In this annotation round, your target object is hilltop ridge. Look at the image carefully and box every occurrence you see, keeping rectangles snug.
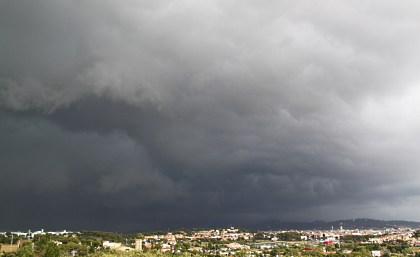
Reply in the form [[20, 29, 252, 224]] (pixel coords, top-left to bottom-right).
[[252, 218, 420, 230]]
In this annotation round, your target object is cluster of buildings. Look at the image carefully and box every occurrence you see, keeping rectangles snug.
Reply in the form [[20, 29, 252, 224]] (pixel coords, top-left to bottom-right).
[[0, 229, 75, 239], [192, 227, 254, 241], [144, 227, 254, 243], [299, 226, 417, 245], [140, 227, 254, 254], [137, 226, 420, 256], [102, 239, 143, 252], [2, 226, 420, 256]]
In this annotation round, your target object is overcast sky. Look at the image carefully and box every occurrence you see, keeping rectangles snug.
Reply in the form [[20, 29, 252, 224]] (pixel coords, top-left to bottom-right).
[[1, 0, 420, 231]]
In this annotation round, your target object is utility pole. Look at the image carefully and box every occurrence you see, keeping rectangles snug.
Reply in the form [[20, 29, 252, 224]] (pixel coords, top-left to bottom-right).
[[338, 235, 341, 249], [10, 234, 14, 252]]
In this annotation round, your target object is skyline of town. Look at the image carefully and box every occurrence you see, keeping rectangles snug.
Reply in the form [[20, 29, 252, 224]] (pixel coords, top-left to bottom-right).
[[2, 224, 420, 256]]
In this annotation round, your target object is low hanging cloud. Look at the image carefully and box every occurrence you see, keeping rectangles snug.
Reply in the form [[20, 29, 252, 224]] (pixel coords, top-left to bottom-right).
[[0, 112, 182, 205], [1, 0, 420, 230]]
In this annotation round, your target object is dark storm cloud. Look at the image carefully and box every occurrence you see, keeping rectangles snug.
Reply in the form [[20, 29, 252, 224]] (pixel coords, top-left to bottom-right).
[[0, 110, 186, 230], [2, 0, 420, 230]]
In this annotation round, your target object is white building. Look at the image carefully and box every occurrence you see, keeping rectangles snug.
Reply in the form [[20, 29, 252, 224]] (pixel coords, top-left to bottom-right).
[[371, 250, 381, 257]]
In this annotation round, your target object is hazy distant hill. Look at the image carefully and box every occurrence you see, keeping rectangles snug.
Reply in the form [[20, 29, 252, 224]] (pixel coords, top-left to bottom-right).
[[253, 218, 420, 230]]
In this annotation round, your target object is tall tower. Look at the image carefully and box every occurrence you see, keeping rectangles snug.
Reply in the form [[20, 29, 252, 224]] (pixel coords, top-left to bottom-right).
[[135, 239, 142, 251]]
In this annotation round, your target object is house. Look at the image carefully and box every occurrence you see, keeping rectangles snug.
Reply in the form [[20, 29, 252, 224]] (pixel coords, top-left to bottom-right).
[[161, 243, 172, 253], [371, 250, 381, 257], [102, 241, 133, 251], [103, 241, 122, 249]]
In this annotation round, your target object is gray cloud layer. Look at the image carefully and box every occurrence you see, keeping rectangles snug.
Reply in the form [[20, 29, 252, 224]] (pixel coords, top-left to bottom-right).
[[1, 0, 420, 230]]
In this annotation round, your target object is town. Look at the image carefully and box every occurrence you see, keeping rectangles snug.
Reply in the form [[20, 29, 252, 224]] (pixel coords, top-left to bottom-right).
[[1, 225, 420, 257]]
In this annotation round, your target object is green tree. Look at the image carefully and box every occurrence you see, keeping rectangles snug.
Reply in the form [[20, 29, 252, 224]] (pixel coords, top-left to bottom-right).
[[269, 248, 278, 256], [16, 245, 34, 257], [42, 242, 60, 257]]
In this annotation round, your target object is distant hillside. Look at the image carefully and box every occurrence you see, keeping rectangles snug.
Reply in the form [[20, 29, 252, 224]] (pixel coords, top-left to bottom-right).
[[252, 218, 420, 230]]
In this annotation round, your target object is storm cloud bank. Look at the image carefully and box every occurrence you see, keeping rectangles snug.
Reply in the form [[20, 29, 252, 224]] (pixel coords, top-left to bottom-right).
[[1, 0, 420, 231]]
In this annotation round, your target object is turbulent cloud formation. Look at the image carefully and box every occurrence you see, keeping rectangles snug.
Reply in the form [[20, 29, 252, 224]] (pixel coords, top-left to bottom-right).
[[1, 0, 420, 231]]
